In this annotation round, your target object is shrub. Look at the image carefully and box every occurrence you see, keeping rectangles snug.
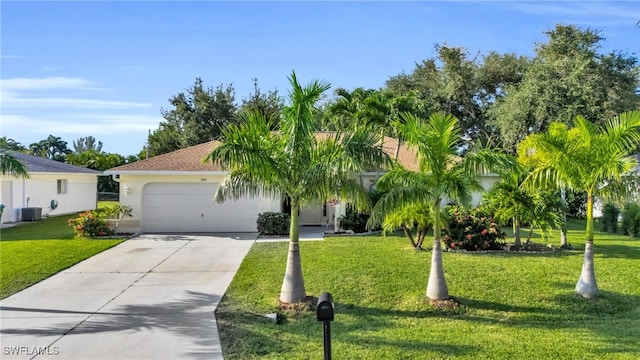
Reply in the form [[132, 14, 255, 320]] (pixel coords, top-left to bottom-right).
[[600, 203, 619, 233], [566, 190, 587, 218], [102, 204, 133, 234], [621, 203, 640, 237], [68, 210, 114, 238], [257, 212, 290, 235], [443, 206, 506, 251], [338, 206, 370, 233]]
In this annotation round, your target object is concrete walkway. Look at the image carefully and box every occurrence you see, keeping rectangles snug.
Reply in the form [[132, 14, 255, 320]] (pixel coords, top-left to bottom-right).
[[0, 233, 257, 360]]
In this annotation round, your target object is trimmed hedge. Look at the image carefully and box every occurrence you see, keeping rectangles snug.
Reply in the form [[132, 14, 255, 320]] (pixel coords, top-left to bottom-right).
[[257, 212, 290, 235]]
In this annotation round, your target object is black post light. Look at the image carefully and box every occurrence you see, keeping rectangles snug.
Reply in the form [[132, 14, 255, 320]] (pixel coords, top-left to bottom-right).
[[317, 292, 334, 360]]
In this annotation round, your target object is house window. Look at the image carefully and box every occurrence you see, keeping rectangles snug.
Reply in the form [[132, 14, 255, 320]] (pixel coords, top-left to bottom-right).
[[57, 179, 68, 194]]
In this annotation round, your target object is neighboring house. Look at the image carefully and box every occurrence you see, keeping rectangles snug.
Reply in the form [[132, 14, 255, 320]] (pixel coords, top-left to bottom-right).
[[0, 152, 101, 224], [105, 135, 499, 234]]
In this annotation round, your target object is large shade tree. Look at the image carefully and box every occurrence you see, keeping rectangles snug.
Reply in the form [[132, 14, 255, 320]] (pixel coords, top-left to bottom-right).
[[148, 78, 238, 156], [368, 112, 515, 300], [493, 25, 640, 148], [518, 111, 640, 299], [386, 44, 529, 147], [205, 72, 390, 303]]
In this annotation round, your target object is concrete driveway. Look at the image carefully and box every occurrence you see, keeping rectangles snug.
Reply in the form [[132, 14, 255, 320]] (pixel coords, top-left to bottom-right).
[[0, 233, 257, 360]]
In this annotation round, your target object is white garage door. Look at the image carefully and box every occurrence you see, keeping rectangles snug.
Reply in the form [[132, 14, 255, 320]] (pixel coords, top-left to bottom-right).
[[142, 183, 260, 232]]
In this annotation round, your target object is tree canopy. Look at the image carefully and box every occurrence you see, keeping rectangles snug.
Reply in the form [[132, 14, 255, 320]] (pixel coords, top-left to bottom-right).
[[492, 25, 640, 148]]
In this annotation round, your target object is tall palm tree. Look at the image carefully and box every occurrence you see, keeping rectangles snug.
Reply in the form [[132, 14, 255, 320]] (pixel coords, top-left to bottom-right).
[[205, 71, 390, 303], [518, 111, 640, 299], [368, 112, 515, 300]]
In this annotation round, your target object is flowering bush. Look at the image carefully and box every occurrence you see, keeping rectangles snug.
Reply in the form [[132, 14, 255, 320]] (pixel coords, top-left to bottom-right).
[[68, 210, 114, 238], [443, 206, 506, 251]]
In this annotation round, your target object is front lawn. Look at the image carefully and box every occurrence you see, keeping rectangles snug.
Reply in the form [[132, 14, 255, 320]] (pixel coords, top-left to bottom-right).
[[0, 214, 124, 299], [217, 219, 640, 359]]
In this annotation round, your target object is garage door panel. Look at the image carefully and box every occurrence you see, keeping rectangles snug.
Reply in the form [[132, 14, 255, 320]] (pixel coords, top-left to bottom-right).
[[142, 183, 260, 233]]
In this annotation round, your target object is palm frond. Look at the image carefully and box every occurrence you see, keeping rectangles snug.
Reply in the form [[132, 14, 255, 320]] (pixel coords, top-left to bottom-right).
[[0, 150, 29, 178], [214, 168, 283, 203]]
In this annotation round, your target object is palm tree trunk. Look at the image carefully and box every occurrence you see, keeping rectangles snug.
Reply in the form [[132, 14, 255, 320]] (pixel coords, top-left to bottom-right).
[[576, 194, 598, 299], [404, 225, 418, 249], [417, 227, 426, 250], [394, 137, 401, 160], [560, 189, 568, 247], [513, 216, 522, 248], [525, 225, 534, 247], [280, 202, 307, 303], [426, 200, 449, 300]]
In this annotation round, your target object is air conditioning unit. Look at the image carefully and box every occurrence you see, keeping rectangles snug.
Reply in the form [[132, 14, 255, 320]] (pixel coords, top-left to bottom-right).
[[22, 207, 43, 221]]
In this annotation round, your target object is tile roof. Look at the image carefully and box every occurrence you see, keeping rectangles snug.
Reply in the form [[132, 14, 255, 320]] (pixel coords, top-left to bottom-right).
[[107, 134, 419, 173], [4, 151, 101, 174]]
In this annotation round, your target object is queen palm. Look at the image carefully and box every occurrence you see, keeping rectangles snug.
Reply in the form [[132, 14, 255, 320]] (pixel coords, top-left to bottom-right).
[[518, 111, 640, 299], [368, 112, 515, 300], [205, 72, 389, 303]]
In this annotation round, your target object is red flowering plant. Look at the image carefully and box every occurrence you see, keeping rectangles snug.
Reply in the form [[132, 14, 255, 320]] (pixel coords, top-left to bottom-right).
[[68, 210, 115, 238], [443, 205, 505, 251]]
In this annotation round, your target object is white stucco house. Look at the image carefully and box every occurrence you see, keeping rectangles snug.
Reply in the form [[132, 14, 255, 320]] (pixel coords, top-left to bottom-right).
[[0, 152, 101, 224], [105, 135, 499, 234]]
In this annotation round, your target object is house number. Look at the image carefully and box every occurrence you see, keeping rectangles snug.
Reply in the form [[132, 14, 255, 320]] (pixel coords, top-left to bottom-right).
[[200, 178, 207, 182]]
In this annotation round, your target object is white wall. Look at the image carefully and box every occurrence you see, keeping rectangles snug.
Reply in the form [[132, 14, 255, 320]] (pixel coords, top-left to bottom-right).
[[0, 173, 97, 223]]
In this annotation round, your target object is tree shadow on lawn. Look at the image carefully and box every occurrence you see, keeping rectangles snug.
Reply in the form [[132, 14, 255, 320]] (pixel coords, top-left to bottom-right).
[[594, 243, 640, 260], [217, 302, 476, 359], [1, 291, 223, 359], [457, 289, 640, 355]]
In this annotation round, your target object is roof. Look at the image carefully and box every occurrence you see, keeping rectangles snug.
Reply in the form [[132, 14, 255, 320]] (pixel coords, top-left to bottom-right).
[[4, 151, 101, 175], [107, 133, 420, 173]]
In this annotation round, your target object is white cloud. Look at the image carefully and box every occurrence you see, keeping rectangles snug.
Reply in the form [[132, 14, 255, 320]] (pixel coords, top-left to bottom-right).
[[1, 76, 152, 110], [509, 1, 640, 24], [1, 76, 93, 91], [2, 96, 152, 109], [1, 113, 161, 136]]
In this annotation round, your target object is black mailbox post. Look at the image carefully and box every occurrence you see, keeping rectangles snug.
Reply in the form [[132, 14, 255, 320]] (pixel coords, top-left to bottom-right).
[[317, 292, 334, 360]]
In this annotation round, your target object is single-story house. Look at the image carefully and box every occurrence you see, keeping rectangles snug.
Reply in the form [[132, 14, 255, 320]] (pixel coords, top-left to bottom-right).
[[0, 152, 101, 223], [105, 135, 499, 234]]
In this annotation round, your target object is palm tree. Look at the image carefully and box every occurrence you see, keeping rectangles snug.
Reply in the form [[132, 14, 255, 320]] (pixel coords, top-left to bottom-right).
[[484, 169, 562, 248], [518, 111, 640, 299], [0, 150, 29, 177], [381, 201, 434, 251], [205, 71, 390, 303], [0, 150, 29, 221], [368, 112, 515, 300]]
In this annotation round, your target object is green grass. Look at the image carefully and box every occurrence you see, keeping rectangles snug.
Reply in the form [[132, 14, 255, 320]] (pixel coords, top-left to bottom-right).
[[0, 214, 124, 299], [217, 219, 640, 359], [98, 200, 119, 209]]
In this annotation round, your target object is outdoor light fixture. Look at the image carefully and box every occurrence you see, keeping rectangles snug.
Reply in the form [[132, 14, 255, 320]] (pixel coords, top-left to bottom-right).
[[123, 185, 131, 194]]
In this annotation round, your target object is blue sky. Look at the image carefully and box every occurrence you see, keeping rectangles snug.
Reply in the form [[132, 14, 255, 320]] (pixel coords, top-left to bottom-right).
[[1, 1, 639, 156]]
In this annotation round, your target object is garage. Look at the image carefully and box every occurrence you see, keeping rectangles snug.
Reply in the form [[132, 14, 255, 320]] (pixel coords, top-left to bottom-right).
[[141, 182, 261, 233]]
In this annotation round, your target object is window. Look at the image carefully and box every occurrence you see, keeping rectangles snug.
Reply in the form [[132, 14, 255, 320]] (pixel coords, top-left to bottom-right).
[[57, 179, 68, 194]]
